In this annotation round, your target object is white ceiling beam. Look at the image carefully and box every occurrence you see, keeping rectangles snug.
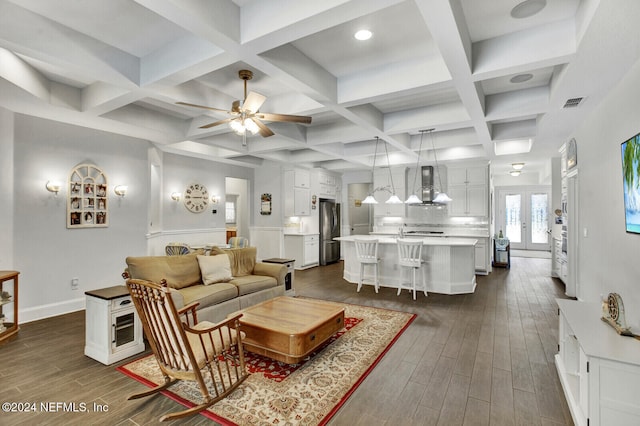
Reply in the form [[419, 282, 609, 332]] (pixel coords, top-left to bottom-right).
[[0, 1, 139, 87], [338, 56, 451, 105], [415, 0, 493, 157], [485, 86, 549, 122], [384, 101, 470, 134], [0, 47, 49, 101], [472, 20, 576, 81], [82, 82, 144, 115]]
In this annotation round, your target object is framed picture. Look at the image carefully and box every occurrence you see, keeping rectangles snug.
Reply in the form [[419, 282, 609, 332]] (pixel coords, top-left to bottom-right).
[[260, 193, 272, 215], [67, 164, 109, 228], [621, 133, 640, 234]]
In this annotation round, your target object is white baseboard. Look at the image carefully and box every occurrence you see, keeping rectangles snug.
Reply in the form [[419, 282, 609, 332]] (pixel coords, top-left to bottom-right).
[[20, 297, 85, 324]]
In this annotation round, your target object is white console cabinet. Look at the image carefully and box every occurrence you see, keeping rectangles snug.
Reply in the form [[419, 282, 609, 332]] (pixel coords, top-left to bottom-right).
[[85, 286, 145, 365], [556, 299, 640, 426]]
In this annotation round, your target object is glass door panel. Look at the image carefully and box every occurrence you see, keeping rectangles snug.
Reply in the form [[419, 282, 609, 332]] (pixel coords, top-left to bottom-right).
[[505, 194, 523, 245], [529, 192, 549, 246]]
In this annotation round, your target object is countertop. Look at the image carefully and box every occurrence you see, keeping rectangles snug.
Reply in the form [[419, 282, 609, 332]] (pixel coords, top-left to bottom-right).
[[335, 235, 477, 246], [370, 231, 490, 238]]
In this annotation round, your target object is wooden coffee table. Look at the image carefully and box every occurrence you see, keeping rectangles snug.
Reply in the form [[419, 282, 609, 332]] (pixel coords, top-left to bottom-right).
[[234, 297, 345, 364]]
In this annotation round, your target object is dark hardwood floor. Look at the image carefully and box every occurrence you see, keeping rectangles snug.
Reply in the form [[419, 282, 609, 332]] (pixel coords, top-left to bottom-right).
[[0, 256, 573, 425]]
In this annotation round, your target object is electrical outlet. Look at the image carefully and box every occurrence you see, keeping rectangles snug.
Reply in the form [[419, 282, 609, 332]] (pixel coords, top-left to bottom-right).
[[71, 277, 79, 290]]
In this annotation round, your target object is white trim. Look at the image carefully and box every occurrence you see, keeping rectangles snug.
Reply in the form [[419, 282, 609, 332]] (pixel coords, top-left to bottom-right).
[[20, 297, 85, 324]]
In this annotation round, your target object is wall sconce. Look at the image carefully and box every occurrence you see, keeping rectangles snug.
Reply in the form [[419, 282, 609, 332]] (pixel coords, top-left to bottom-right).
[[171, 192, 181, 202], [114, 185, 128, 197], [211, 195, 220, 204], [46, 180, 62, 195]]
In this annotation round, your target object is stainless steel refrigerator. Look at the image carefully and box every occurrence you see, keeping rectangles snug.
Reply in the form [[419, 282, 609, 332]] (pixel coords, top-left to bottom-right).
[[319, 199, 340, 265]]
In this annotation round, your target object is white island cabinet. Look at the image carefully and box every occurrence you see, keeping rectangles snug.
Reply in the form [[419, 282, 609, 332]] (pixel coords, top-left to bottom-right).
[[556, 299, 640, 426], [335, 235, 477, 295]]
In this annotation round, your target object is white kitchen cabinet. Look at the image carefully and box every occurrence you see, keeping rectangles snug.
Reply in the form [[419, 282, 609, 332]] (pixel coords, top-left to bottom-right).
[[316, 172, 340, 198], [552, 237, 562, 277], [474, 238, 488, 273], [284, 234, 319, 270], [284, 170, 311, 216], [447, 166, 488, 217], [556, 300, 640, 426], [373, 168, 406, 217]]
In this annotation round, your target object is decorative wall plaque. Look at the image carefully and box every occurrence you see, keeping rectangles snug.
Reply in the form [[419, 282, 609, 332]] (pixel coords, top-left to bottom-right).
[[68, 164, 108, 228]]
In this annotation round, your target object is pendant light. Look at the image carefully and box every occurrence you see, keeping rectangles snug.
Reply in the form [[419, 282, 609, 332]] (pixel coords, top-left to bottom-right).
[[405, 129, 428, 204], [430, 130, 452, 204], [383, 137, 403, 204], [361, 137, 380, 204]]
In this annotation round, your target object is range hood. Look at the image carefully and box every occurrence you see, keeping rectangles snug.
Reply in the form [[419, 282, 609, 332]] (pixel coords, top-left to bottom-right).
[[420, 166, 435, 204]]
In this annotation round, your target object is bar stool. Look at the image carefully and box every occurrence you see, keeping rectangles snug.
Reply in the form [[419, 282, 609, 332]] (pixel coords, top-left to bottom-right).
[[397, 238, 427, 300], [354, 239, 380, 293]]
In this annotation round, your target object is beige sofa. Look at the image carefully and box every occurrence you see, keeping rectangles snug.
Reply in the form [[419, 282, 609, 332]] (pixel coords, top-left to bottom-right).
[[125, 247, 286, 323]]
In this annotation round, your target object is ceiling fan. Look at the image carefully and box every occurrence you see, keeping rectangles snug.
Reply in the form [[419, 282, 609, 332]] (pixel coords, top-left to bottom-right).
[[177, 69, 312, 146]]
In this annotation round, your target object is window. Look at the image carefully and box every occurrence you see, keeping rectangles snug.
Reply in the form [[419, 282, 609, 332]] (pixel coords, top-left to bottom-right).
[[225, 195, 238, 224]]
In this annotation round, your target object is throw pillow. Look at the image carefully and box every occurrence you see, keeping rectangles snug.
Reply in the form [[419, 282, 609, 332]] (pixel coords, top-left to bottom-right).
[[197, 254, 232, 285]]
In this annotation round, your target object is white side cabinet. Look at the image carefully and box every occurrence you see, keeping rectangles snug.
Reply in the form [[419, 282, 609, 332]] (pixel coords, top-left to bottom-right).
[[556, 299, 640, 426], [85, 286, 145, 365], [284, 234, 319, 270]]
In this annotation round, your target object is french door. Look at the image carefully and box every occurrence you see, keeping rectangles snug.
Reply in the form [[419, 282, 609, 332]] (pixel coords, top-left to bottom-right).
[[498, 188, 551, 251]]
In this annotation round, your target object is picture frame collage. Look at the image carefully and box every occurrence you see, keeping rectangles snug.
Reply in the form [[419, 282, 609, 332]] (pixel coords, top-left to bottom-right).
[[68, 164, 109, 228]]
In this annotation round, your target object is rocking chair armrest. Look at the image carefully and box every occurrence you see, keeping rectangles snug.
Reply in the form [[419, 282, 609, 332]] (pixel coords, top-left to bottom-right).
[[177, 302, 200, 326], [183, 313, 244, 335]]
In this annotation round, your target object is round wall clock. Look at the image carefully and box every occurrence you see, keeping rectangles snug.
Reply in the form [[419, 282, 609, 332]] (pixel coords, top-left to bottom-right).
[[183, 183, 209, 213]]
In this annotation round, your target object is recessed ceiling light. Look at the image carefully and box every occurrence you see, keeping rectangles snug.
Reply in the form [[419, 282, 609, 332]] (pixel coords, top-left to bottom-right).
[[510, 73, 533, 84], [510, 170, 522, 177], [354, 29, 372, 41], [510, 0, 546, 19], [512, 162, 525, 170]]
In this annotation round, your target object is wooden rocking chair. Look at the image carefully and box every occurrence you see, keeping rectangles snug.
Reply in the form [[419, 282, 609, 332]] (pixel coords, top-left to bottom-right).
[[125, 278, 249, 422]]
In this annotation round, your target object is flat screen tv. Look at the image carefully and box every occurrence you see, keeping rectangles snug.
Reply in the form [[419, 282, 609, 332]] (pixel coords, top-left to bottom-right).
[[621, 132, 640, 233]]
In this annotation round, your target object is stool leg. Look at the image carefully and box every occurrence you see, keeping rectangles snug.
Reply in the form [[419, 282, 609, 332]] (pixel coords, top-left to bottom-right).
[[411, 267, 417, 300], [357, 263, 364, 292], [422, 263, 428, 297], [397, 266, 402, 296], [374, 263, 379, 293]]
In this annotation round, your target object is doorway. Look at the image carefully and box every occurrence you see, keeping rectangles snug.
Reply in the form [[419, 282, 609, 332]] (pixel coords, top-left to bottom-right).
[[225, 177, 249, 242], [498, 187, 551, 251]]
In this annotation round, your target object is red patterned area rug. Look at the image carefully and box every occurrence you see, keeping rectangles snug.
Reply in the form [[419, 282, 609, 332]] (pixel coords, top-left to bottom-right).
[[117, 300, 415, 425]]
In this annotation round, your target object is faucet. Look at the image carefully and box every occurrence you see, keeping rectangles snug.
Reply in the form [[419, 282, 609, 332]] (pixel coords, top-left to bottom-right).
[[399, 225, 405, 238]]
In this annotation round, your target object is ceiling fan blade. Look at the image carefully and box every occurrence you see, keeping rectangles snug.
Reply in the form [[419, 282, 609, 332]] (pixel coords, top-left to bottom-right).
[[256, 112, 312, 124], [242, 91, 266, 113], [252, 118, 275, 138], [176, 101, 229, 114], [199, 117, 233, 129]]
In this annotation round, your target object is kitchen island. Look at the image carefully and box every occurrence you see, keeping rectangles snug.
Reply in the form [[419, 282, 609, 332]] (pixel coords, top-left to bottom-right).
[[335, 235, 477, 295]]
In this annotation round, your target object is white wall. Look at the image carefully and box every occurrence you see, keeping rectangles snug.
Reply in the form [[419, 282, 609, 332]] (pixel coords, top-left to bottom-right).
[[12, 115, 258, 321], [0, 108, 14, 270], [14, 115, 149, 321], [571, 58, 640, 329]]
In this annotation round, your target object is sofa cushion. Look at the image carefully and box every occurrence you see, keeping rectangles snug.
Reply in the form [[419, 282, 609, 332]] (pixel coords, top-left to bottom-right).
[[177, 283, 238, 308], [224, 247, 256, 277], [230, 275, 278, 296], [126, 254, 201, 289], [197, 254, 232, 285]]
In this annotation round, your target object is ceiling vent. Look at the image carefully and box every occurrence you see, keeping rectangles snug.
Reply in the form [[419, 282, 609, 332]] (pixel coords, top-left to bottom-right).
[[563, 97, 585, 108]]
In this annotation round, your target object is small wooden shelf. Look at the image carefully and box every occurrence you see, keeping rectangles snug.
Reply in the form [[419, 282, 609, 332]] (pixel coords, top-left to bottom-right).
[[0, 270, 20, 343]]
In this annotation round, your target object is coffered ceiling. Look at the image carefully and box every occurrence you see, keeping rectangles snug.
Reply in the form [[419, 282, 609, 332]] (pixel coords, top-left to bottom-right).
[[2, 0, 640, 181]]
